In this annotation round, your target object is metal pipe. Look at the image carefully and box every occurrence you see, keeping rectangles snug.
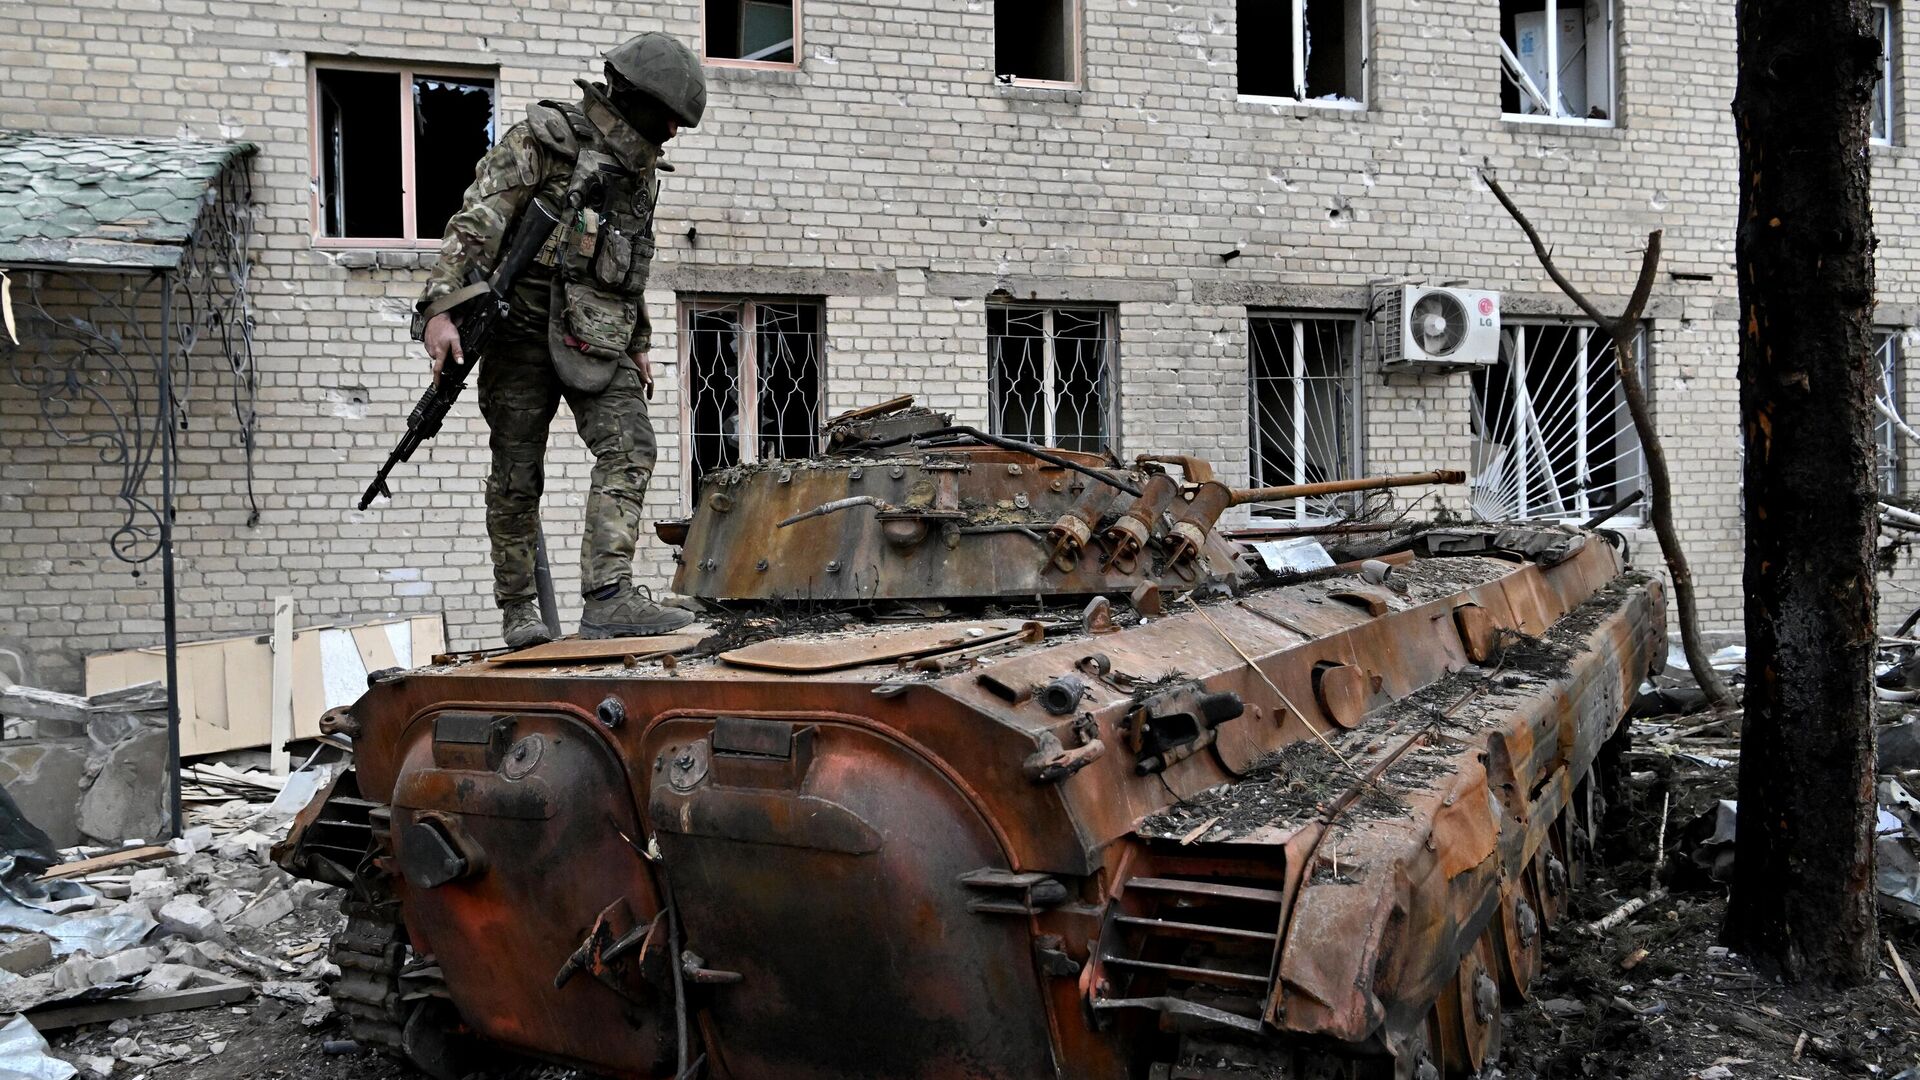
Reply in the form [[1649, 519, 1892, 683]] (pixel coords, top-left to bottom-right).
[[669, 886, 690, 1075], [777, 495, 896, 528], [1583, 489, 1646, 530], [1224, 522, 1404, 539], [1230, 469, 1466, 507], [158, 272, 183, 840]]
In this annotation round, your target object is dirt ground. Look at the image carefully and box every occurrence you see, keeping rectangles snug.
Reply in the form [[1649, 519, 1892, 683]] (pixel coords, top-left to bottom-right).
[[1498, 719, 1920, 1080]]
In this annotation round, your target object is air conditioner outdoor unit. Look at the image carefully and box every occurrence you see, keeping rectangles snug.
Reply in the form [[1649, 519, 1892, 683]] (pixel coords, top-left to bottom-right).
[[1377, 285, 1502, 371]]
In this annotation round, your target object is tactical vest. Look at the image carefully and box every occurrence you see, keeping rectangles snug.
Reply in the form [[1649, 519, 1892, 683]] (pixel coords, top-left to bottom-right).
[[524, 81, 662, 392]]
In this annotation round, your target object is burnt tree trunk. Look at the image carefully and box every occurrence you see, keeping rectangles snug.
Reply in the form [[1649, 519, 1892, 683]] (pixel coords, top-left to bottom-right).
[[1726, 0, 1881, 983]]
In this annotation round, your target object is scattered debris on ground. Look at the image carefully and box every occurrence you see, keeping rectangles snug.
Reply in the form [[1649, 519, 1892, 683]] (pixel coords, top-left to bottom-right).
[[0, 747, 597, 1080], [1500, 647, 1920, 1080]]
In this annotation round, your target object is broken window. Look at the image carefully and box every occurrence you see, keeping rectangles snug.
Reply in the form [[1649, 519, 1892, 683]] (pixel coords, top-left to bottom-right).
[[996, 0, 1079, 84], [1874, 1, 1897, 145], [1237, 0, 1367, 105], [1469, 321, 1646, 522], [682, 298, 825, 501], [1247, 314, 1362, 521], [1499, 0, 1615, 122], [1877, 330, 1906, 493], [705, 0, 799, 65], [313, 63, 496, 242], [989, 306, 1115, 453]]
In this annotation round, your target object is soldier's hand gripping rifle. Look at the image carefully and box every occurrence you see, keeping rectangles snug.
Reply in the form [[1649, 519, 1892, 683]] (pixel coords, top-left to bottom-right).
[[358, 198, 563, 510]]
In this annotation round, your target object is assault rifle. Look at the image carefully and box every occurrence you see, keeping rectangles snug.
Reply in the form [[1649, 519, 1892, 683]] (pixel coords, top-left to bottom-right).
[[358, 195, 566, 511]]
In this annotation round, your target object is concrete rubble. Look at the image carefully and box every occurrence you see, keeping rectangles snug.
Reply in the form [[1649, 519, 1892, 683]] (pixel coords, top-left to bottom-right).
[[0, 758, 357, 1078], [0, 682, 170, 848]]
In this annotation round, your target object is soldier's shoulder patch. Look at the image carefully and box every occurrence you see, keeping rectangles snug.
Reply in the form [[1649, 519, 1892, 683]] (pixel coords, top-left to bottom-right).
[[475, 123, 543, 196], [526, 102, 582, 161]]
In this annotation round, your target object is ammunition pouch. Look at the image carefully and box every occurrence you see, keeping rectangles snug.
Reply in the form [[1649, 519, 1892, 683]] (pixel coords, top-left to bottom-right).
[[549, 278, 632, 393]]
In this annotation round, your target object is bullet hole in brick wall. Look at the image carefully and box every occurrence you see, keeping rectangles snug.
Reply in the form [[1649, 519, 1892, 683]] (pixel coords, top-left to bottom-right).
[[1238, 0, 1365, 102], [327, 386, 370, 421], [315, 67, 495, 240], [996, 0, 1075, 83], [706, 0, 797, 63]]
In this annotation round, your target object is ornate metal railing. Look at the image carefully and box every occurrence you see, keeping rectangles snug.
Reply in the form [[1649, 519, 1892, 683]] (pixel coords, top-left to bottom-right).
[[1, 157, 259, 569]]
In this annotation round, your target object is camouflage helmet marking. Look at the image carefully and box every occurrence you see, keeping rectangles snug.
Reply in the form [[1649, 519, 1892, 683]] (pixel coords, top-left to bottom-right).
[[605, 32, 707, 129]]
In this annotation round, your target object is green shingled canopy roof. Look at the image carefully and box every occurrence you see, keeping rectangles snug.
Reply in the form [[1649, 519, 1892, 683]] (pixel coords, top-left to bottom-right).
[[0, 131, 255, 271]]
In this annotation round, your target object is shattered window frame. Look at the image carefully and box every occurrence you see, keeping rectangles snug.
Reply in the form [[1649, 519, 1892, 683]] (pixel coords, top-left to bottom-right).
[[307, 59, 500, 248], [1468, 319, 1648, 524], [1236, 0, 1370, 110], [1874, 1, 1898, 146], [1246, 312, 1365, 522], [1877, 329, 1907, 494], [1498, 0, 1617, 127], [703, 0, 803, 70], [988, 304, 1118, 454], [678, 296, 828, 508], [994, 0, 1085, 88]]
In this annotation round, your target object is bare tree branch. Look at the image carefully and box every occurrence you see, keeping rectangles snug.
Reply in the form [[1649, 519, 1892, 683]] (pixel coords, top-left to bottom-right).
[[1480, 169, 1617, 330], [1479, 169, 1736, 709]]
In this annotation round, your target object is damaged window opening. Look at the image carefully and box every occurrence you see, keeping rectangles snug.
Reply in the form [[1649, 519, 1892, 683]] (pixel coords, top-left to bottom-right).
[[1498, 0, 1615, 123], [705, 0, 799, 65], [989, 306, 1116, 454], [682, 298, 825, 503], [1248, 314, 1362, 521], [996, 0, 1079, 85], [1237, 0, 1367, 106], [1877, 330, 1906, 493], [314, 63, 496, 242], [1874, 1, 1897, 145], [1469, 321, 1647, 522]]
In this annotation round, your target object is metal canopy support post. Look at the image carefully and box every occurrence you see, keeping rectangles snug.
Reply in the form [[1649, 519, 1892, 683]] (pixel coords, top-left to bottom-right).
[[0, 135, 257, 844], [157, 271, 183, 840]]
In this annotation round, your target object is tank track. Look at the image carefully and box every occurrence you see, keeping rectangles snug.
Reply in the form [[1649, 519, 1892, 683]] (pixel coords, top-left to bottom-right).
[[329, 901, 412, 1057]]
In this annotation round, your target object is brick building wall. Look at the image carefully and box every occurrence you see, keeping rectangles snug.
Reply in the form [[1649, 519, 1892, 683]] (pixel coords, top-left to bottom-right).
[[2, 0, 1917, 690]]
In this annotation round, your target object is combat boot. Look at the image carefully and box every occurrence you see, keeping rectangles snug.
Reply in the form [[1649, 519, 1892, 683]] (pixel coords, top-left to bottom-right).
[[580, 584, 695, 639], [501, 600, 557, 650]]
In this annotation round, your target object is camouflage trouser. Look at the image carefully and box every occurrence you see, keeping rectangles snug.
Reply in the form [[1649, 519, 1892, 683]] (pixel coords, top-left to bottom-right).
[[478, 332, 657, 607]]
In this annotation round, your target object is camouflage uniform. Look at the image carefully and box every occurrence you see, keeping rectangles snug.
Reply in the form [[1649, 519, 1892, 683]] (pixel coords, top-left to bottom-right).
[[418, 87, 662, 610]]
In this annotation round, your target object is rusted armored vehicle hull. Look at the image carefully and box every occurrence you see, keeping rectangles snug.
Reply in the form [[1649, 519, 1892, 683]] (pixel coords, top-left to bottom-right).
[[284, 410, 1663, 1079]]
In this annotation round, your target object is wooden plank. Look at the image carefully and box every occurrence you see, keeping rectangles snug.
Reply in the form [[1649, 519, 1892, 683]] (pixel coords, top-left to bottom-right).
[[1890, 940, 1920, 1015], [25, 978, 252, 1031], [84, 650, 167, 706], [38, 845, 174, 881], [489, 630, 708, 667], [350, 623, 400, 675], [270, 596, 294, 776], [411, 615, 446, 663], [210, 637, 272, 758], [291, 626, 325, 740]]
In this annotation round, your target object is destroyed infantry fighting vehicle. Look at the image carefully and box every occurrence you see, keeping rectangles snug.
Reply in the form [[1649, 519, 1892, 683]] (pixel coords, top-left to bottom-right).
[[278, 398, 1665, 1080]]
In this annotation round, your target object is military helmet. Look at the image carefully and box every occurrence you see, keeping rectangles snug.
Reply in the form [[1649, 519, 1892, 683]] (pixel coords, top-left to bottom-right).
[[605, 32, 707, 129]]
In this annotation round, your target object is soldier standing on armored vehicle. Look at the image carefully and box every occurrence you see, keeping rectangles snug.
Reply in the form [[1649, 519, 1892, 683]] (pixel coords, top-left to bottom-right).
[[413, 32, 705, 648]]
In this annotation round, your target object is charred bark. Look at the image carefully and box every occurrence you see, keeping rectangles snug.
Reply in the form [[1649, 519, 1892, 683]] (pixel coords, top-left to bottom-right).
[[1726, 0, 1881, 984]]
